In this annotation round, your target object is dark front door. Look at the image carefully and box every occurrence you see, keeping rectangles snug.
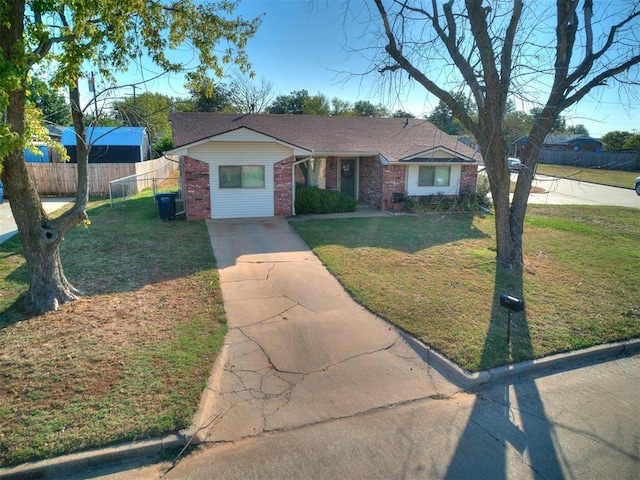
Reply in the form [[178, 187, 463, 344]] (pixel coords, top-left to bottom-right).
[[339, 158, 356, 199]]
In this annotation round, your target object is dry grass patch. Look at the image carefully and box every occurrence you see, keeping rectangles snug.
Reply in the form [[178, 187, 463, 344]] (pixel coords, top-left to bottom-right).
[[0, 192, 225, 467]]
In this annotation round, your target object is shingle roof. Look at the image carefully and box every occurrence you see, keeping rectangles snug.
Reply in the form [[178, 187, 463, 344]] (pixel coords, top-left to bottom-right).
[[169, 112, 482, 163]]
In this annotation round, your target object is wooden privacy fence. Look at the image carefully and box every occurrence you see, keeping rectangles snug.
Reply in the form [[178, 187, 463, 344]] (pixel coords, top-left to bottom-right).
[[26, 156, 176, 196], [538, 150, 640, 171]]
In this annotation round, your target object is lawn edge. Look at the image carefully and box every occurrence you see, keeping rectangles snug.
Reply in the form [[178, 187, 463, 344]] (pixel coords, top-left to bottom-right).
[[2, 336, 638, 478]]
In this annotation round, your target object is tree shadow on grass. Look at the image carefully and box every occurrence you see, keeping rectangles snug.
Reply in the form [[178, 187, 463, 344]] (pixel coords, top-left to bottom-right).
[[444, 264, 564, 479]]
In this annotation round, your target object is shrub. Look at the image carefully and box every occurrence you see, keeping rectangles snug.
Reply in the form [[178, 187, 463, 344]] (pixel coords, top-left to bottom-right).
[[295, 186, 357, 214], [475, 176, 493, 209]]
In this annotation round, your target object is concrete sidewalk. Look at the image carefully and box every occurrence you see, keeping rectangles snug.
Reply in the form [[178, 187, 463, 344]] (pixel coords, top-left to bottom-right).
[[184, 216, 461, 443]]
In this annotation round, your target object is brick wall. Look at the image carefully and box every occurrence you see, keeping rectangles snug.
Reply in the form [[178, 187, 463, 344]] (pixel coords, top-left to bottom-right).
[[326, 157, 338, 190], [183, 156, 211, 221], [274, 157, 293, 216], [460, 164, 478, 193], [358, 157, 384, 208], [381, 165, 406, 211]]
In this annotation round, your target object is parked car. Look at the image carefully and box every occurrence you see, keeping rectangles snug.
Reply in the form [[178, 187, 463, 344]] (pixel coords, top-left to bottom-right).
[[507, 157, 521, 171], [635, 176, 640, 195]]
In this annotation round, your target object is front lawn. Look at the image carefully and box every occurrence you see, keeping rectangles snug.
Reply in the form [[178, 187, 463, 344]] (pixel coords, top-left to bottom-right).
[[0, 191, 226, 467], [291, 206, 640, 372], [535, 164, 640, 189]]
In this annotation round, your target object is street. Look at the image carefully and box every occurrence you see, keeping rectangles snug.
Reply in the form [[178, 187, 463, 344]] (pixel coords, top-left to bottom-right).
[[52, 349, 640, 480], [525, 174, 640, 208]]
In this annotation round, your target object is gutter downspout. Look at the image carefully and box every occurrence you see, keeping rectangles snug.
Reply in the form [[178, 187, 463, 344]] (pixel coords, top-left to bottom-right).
[[292, 150, 314, 216]]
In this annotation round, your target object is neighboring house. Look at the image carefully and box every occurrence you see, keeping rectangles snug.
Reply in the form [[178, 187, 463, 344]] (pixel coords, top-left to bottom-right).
[[45, 123, 65, 143], [513, 134, 604, 156], [61, 126, 151, 163], [24, 142, 57, 163], [168, 113, 482, 220]]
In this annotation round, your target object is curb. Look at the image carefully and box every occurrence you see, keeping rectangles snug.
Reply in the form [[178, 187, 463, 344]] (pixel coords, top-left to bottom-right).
[[0, 435, 184, 480], [2, 337, 638, 478], [0, 343, 233, 480], [400, 331, 640, 390]]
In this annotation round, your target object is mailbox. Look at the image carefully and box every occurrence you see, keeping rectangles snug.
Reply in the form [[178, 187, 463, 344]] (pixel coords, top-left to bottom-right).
[[500, 294, 525, 312], [500, 294, 525, 346]]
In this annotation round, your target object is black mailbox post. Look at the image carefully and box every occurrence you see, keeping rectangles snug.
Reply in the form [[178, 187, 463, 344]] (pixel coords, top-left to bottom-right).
[[500, 294, 525, 345]]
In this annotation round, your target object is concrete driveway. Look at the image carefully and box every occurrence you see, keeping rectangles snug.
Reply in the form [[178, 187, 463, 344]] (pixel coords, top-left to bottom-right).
[[187, 217, 461, 443], [0, 198, 73, 244]]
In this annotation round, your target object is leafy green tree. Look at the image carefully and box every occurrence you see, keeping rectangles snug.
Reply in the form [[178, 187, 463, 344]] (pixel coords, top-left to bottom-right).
[[503, 110, 534, 148], [269, 90, 310, 114], [188, 79, 234, 113], [353, 100, 389, 117], [304, 93, 331, 116], [622, 133, 640, 150], [330, 98, 353, 116], [566, 124, 589, 135], [112, 92, 174, 138], [601, 131, 631, 150], [427, 92, 472, 134], [373, 0, 640, 266], [27, 78, 71, 126], [0, 0, 259, 312], [268, 90, 332, 115], [530, 107, 566, 133], [392, 110, 415, 118]]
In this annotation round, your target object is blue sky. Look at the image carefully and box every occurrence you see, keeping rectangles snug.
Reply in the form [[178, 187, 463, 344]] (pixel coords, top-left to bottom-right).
[[91, 0, 638, 138]]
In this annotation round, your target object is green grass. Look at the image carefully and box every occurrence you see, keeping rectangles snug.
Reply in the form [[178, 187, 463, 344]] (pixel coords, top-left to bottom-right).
[[0, 190, 226, 467], [291, 206, 640, 372], [535, 164, 640, 188]]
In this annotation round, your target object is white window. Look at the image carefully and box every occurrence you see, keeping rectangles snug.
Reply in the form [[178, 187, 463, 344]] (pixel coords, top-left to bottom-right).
[[418, 166, 451, 187], [219, 165, 265, 188]]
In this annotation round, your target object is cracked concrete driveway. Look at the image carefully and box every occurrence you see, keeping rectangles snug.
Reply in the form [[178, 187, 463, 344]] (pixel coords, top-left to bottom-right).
[[193, 217, 460, 443]]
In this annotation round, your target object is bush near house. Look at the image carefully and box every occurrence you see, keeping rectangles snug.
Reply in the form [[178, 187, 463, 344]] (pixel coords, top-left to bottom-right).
[[295, 186, 357, 214], [402, 178, 492, 213]]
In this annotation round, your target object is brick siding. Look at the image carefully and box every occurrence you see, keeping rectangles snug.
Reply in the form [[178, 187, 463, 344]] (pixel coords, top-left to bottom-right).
[[460, 165, 478, 193], [326, 157, 338, 190], [274, 157, 293, 216], [381, 165, 407, 211], [183, 156, 211, 221], [358, 157, 384, 208]]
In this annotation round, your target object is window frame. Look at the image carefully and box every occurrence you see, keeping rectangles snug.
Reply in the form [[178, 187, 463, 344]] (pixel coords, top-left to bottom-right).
[[219, 165, 266, 189], [417, 165, 451, 187]]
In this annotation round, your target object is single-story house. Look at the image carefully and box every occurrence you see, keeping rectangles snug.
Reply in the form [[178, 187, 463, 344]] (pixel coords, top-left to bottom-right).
[[513, 134, 604, 156], [62, 126, 151, 163], [168, 113, 482, 220]]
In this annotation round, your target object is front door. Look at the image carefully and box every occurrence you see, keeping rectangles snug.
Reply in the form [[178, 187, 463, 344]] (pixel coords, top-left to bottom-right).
[[339, 158, 356, 199]]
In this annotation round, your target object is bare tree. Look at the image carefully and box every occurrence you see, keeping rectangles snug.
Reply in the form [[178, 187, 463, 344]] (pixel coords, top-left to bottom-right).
[[370, 0, 640, 266], [229, 74, 276, 113]]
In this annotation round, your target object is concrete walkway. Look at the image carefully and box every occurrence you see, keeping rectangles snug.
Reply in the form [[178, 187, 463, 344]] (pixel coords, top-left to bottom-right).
[[186, 216, 461, 443]]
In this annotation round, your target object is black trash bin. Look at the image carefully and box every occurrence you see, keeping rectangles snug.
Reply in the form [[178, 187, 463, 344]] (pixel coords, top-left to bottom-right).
[[155, 192, 176, 221]]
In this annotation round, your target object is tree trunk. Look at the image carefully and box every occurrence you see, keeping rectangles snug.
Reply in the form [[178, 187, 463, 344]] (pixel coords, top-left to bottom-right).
[[1, 0, 87, 313]]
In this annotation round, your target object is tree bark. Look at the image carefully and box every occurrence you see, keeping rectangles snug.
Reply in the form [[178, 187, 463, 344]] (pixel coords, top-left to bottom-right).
[[1, 0, 87, 313]]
